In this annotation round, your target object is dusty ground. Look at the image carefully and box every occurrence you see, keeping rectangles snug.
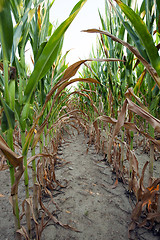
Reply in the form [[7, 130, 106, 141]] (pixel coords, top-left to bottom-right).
[[0, 129, 159, 240]]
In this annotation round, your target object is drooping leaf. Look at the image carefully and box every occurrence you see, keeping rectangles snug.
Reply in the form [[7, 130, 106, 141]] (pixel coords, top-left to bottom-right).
[[63, 58, 124, 81], [83, 29, 160, 89], [16, 227, 30, 240], [108, 0, 149, 62], [0, 135, 23, 167], [125, 87, 149, 112], [107, 97, 160, 162], [23, 76, 99, 154], [27, 153, 52, 166], [114, 0, 160, 75]]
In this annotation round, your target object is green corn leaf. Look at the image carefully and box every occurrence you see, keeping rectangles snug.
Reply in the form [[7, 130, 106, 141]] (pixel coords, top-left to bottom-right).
[[83, 28, 160, 89], [48, 22, 53, 37], [49, 0, 55, 9], [113, 4, 149, 62], [39, 0, 51, 44], [20, 102, 30, 131], [156, 0, 160, 13], [11, 0, 45, 63], [8, 80, 15, 110], [11, 1, 32, 64], [35, 41, 47, 63], [10, 0, 22, 23], [0, 0, 13, 61], [114, 0, 160, 75], [69, 0, 86, 15], [24, 0, 87, 103], [139, 0, 145, 16], [0, 96, 15, 132]]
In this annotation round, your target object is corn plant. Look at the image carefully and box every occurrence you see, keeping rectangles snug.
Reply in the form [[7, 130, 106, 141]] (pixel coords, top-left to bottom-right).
[[75, 0, 160, 235], [0, 0, 89, 237]]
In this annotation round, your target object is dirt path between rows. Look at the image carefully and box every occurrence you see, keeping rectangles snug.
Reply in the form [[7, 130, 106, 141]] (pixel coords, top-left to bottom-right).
[[42, 130, 159, 240], [0, 129, 159, 240]]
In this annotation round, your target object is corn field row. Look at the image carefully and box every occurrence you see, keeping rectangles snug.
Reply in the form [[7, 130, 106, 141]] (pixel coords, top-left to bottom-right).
[[0, 0, 160, 239]]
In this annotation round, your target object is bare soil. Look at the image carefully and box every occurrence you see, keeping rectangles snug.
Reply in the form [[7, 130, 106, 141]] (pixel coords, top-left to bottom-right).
[[0, 129, 159, 240]]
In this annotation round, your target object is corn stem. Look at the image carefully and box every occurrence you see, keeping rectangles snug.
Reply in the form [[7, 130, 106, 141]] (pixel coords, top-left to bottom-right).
[[21, 131, 31, 235], [7, 129, 21, 239], [32, 147, 39, 219], [148, 124, 154, 185]]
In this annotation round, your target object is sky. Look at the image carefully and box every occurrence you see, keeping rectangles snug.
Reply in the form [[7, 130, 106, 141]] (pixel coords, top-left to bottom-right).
[[50, 0, 106, 65]]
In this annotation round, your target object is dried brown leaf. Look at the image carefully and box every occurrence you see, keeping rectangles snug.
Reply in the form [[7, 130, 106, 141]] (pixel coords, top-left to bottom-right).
[[32, 124, 46, 149], [125, 88, 149, 112], [136, 161, 149, 201], [25, 197, 38, 225], [131, 201, 143, 221], [16, 226, 29, 240], [108, 98, 160, 162], [127, 98, 160, 132], [11, 162, 24, 195], [0, 135, 23, 167], [128, 220, 136, 232], [27, 153, 52, 166], [38, 186, 80, 232], [83, 29, 160, 89], [62, 58, 124, 80]]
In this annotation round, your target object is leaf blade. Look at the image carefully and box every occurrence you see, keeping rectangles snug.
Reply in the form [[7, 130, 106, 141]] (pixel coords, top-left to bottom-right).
[[114, 0, 160, 75], [24, 0, 87, 103]]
